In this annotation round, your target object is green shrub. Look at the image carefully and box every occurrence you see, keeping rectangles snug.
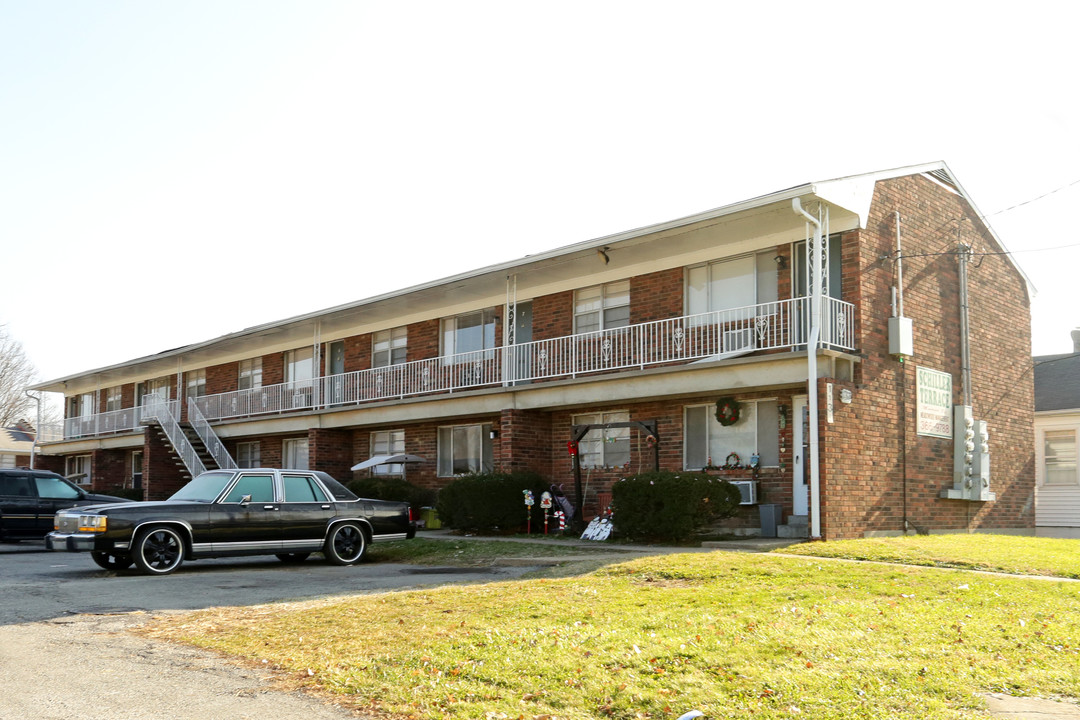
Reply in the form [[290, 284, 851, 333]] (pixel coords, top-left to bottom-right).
[[434, 471, 553, 533], [611, 471, 742, 541], [106, 486, 146, 501], [346, 477, 436, 510]]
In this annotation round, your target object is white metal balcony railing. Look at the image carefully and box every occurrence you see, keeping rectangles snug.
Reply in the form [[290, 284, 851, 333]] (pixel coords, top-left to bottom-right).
[[63, 403, 152, 439], [195, 296, 853, 422], [187, 398, 237, 470], [48, 297, 855, 439]]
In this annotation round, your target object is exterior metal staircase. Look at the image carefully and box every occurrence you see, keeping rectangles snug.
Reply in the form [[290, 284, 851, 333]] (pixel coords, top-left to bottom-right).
[[140, 396, 235, 481]]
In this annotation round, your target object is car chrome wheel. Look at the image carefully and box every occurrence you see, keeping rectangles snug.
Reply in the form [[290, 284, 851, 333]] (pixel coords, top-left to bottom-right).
[[324, 523, 366, 565], [133, 527, 185, 575]]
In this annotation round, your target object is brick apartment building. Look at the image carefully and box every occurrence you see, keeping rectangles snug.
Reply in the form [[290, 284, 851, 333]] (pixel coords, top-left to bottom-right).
[[29, 162, 1036, 540]]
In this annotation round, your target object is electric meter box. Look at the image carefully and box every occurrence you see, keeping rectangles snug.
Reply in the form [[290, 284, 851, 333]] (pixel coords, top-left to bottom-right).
[[888, 316, 913, 356]]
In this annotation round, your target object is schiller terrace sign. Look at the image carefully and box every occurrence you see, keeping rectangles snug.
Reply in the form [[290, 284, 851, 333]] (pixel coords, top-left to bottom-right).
[[916, 366, 953, 438]]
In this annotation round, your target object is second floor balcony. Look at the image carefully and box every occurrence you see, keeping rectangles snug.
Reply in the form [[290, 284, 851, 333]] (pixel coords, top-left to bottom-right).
[[47, 296, 855, 440]]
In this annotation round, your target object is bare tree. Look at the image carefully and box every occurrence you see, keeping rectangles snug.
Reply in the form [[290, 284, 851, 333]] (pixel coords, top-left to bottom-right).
[[0, 326, 39, 427]]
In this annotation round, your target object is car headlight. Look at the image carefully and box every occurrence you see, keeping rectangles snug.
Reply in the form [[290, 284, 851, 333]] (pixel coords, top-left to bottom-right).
[[78, 515, 108, 533]]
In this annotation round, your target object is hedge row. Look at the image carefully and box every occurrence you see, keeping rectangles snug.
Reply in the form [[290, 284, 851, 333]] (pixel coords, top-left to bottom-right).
[[432, 470, 742, 541]]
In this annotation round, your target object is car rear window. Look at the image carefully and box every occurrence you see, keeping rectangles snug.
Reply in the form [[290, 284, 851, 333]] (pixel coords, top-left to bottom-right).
[[312, 472, 358, 501], [283, 474, 329, 503]]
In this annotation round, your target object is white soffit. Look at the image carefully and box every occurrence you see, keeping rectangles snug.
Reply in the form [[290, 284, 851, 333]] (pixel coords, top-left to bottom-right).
[[808, 176, 877, 229]]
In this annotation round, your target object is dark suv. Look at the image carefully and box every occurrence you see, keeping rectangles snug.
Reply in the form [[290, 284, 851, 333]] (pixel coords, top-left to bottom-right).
[[0, 469, 129, 541]]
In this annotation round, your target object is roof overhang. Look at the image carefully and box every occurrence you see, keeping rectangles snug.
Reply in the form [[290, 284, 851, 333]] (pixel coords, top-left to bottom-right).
[[31, 161, 1031, 394]]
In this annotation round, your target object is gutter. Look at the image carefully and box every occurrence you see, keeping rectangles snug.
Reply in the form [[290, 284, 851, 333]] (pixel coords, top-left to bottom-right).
[[792, 198, 823, 540]]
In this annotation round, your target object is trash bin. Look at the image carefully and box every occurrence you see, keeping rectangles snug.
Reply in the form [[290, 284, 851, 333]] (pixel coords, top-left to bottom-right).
[[759, 504, 782, 538], [420, 507, 441, 530]]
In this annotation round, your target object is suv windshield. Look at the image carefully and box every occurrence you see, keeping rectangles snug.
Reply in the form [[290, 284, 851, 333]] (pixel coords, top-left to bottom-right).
[[169, 472, 235, 502]]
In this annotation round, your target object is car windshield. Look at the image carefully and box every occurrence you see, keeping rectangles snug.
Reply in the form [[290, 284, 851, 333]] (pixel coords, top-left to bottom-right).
[[168, 472, 236, 502]]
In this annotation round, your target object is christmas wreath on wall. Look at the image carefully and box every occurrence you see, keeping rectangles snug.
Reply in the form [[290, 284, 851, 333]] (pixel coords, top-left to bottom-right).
[[715, 396, 741, 426]]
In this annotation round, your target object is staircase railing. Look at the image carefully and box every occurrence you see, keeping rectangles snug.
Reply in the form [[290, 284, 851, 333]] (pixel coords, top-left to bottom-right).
[[188, 398, 237, 470], [141, 395, 206, 478]]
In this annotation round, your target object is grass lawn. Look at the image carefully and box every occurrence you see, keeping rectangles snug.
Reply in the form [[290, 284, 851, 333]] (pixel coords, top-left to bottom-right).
[[142, 536, 1080, 719], [776, 534, 1080, 579], [370, 537, 637, 566]]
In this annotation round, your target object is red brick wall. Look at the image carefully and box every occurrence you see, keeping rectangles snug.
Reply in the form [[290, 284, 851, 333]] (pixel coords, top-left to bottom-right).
[[34, 455, 65, 475], [206, 361, 237, 396], [819, 174, 1034, 539], [531, 290, 573, 341], [344, 334, 371, 372], [90, 448, 126, 492], [630, 268, 684, 324], [497, 409, 553, 476], [144, 428, 189, 500], [409, 319, 441, 361], [122, 383, 135, 409], [308, 428, 354, 481], [261, 352, 284, 386]]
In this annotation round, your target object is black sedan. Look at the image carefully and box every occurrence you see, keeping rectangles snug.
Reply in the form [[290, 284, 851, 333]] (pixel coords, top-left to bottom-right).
[[46, 468, 416, 575], [0, 469, 128, 541]]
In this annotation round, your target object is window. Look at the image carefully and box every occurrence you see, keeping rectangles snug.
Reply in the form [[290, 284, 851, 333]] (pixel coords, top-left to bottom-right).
[[69, 393, 94, 418], [574, 281, 630, 334], [370, 430, 405, 476], [1043, 429, 1078, 485], [573, 411, 630, 469], [239, 358, 263, 390], [373, 327, 408, 368], [285, 348, 315, 385], [284, 438, 309, 470], [186, 369, 206, 398], [437, 424, 493, 476], [236, 441, 261, 469], [105, 387, 122, 412], [65, 455, 92, 485], [684, 400, 779, 470], [131, 450, 143, 490], [223, 474, 275, 503], [441, 309, 496, 359], [283, 474, 329, 503], [137, 377, 171, 406], [35, 474, 81, 500], [686, 252, 778, 316]]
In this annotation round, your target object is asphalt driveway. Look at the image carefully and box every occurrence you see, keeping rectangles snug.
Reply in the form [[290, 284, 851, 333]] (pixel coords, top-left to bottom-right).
[[0, 541, 533, 719]]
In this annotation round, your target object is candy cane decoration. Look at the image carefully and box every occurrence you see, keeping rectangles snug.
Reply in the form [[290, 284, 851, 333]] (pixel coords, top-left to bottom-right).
[[554, 510, 566, 532]]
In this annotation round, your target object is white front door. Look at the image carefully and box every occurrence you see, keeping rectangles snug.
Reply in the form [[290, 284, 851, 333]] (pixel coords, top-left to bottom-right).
[[792, 395, 809, 516]]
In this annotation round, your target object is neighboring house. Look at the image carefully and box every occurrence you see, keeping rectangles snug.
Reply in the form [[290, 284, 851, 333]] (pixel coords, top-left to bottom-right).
[[1034, 331, 1080, 538], [29, 161, 1036, 540], [0, 421, 35, 469]]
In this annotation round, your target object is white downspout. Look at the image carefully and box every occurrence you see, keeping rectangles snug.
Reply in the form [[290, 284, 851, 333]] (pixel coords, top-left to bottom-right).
[[25, 391, 41, 470], [792, 197, 822, 540]]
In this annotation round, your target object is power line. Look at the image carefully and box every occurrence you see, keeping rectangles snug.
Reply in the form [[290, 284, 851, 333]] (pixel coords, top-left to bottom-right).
[[892, 241, 1080, 261], [981, 177, 1080, 219]]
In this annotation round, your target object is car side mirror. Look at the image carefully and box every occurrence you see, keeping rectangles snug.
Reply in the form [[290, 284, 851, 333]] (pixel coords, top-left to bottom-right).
[[240, 494, 252, 506]]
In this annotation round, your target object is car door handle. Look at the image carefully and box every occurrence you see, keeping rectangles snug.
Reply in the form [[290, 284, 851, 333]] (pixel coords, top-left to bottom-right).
[[263, 505, 278, 510], [320, 505, 331, 509]]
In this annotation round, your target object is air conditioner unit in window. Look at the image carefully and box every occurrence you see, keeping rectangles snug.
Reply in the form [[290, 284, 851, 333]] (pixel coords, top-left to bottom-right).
[[722, 328, 755, 354], [730, 479, 758, 505]]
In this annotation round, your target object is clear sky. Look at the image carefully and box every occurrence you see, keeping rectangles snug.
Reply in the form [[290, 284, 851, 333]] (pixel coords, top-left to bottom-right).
[[3, 1, 1078, 387]]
